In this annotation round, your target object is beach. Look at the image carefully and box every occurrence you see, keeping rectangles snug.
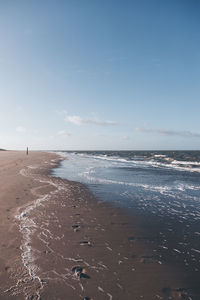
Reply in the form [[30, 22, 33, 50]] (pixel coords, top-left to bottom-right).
[[0, 151, 197, 300]]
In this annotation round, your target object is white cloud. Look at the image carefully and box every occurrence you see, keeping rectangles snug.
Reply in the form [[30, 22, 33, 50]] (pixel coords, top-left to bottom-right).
[[65, 115, 118, 126], [56, 130, 70, 136], [66, 115, 83, 125], [16, 126, 27, 133], [134, 128, 200, 138]]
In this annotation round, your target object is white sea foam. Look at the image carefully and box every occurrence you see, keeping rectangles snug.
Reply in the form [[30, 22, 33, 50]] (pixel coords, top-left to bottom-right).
[[55, 151, 200, 173], [171, 160, 200, 166], [16, 194, 49, 278], [130, 159, 200, 173], [78, 153, 200, 173], [82, 173, 174, 195], [55, 151, 68, 158], [93, 155, 128, 163], [15, 165, 70, 299], [76, 153, 129, 164]]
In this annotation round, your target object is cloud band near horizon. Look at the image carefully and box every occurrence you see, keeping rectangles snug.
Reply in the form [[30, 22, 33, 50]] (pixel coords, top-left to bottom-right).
[[134, 128, 200, 138], [65, 115, 118, 126]]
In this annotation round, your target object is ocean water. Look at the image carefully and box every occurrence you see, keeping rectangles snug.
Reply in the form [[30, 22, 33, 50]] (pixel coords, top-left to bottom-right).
[[52, 151, 200, 274]]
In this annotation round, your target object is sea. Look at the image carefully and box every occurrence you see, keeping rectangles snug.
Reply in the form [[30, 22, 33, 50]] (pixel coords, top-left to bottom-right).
[[52, 151, 200, 276]]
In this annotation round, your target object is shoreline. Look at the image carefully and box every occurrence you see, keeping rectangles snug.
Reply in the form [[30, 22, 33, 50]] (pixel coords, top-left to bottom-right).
[[0, 151, 197, 299]]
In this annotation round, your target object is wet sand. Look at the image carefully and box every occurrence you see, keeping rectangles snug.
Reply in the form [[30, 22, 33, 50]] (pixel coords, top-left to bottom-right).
[[0, 151, 197, 299]]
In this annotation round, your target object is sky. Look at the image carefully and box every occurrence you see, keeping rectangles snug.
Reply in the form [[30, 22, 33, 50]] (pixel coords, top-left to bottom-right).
[[0, 0, 200, 150]]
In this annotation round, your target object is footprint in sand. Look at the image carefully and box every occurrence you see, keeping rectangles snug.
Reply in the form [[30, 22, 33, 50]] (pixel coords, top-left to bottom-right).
[[72, 266, 90, 279], [80, 241, 93, 247], [139, 255, 158, 263], [128, 236, 135, 242], [72, 224, 81, 232], [162, 286, 192, 299], [132, 254, 159, 264]]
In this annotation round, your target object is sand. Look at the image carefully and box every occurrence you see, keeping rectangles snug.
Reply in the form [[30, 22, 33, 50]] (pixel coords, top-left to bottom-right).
[[0, 151, 197, 300]]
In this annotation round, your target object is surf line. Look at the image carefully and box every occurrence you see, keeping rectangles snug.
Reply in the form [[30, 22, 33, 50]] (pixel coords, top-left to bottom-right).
[[12, 166, 63, 299]]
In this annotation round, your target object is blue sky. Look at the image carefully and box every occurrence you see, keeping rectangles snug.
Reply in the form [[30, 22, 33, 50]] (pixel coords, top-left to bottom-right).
[[0, 0, 200, 150]]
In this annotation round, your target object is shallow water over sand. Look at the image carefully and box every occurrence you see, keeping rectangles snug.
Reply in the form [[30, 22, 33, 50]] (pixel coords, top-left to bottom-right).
[[53, 151, 200, 281]]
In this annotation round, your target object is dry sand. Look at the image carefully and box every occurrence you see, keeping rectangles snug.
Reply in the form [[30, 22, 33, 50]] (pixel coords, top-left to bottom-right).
[[0, 151, 196, 300]]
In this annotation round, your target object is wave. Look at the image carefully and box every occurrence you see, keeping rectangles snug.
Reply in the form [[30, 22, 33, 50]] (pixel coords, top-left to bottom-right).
[[77, 153, 129, 164], [171, 160, 200, 166], [81, 173, 174, 195], [55, 151, 200, 173], [80, 171, 200, 194]]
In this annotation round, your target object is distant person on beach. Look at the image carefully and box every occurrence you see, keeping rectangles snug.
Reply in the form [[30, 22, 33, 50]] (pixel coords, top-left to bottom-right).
[[26, 147, 28, 155]]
